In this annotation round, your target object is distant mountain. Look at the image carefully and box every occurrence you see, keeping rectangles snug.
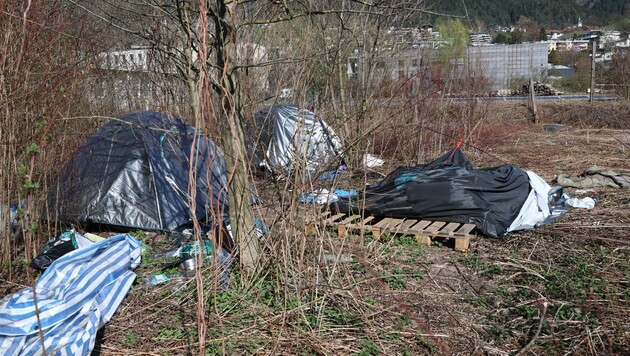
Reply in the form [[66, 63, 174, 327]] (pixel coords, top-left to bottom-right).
[[428, 0, 629, 28]]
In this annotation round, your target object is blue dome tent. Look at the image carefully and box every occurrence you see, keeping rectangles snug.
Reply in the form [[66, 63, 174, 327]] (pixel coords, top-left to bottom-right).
[[47, 112, 228, 232]]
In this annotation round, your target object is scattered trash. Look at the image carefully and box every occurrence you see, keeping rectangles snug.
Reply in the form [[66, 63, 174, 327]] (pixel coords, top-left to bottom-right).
[[335, 189, 358, 198], [575, 189, 595, 194], [301, 189, 335, 204], [318, 162, 348, 181], [318, 252, 354, 264], [254, 218, 267, 240], [0, 200, 26, 240], [32, 230, 96, 271], [157, 239, 233, 290], [84, 232, 105, 242], [565, 197, 596, 209], [318, 170, 343, 181], [363, 153, 385, 168], [143, 273, 171, 287], [300, 189, 357, 204], [557, 166, 630, 189], [543, 123, 569, 132], [165, 239, 214, 260]]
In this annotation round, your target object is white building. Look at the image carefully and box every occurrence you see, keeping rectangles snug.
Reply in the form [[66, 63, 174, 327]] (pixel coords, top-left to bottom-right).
[[381, 42, 549, 92], [99, 47, 151, 72], [465, 43, 548, 90], [469, 33, 492, 46], [92, 44, 268, 113]]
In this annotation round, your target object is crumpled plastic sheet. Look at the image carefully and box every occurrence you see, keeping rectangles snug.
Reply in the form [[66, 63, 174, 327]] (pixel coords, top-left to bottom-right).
[[0, 234, 141, 355], [300, 189, 357, 204]]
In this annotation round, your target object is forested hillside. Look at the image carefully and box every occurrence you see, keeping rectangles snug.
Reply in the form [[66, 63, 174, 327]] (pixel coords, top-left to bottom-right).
[[429, 0, 629, 28]]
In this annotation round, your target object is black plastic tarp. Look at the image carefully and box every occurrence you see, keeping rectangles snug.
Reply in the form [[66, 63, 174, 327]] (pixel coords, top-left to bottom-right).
[[333, 148, 531, 237], [47, 112, 228, 231]]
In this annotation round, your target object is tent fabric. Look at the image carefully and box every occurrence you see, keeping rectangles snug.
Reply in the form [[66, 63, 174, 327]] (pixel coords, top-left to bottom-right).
[[333, 148, 533, 238], [0, 233, 141, 355], [251, 104, 343, 178], [47, 112, 228, 231], [508, 172, 559, 232], [557, 166, 630, 189]]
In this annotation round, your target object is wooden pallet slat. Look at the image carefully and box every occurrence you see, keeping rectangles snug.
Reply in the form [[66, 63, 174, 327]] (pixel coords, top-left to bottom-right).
[[454, 223, 476, 236], [454, 236, 470, 252], [372, 217, 393, 228], [408, 220, 432, 233], [337, 215, 362, 236], [347, 216, 375, 229], [440, 222, 461, 236], [425, 221, 446, 233], [354, 215, 375, 226], [398, 219, 419, 232], [370, 217, 391, 238], [324, 213, 346, 225], [373, 218, 405, 238]]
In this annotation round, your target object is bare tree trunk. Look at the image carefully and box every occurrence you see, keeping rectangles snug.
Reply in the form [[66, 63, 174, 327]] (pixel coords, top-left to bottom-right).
[[214, 1, 260, 273], [220, 99, 260, 272]]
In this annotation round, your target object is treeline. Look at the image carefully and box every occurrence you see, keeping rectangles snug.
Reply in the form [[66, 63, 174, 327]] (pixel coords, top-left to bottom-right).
[[426, 0, 629, 28]]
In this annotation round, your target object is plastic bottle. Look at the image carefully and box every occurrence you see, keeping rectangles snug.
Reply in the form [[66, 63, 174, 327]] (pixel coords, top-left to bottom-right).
[[143, 273, 170, 287]]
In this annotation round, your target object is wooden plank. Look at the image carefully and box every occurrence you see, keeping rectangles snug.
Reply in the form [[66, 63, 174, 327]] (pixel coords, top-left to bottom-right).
[[424, 221, 446, 233], [440, 222, 461, 236], [347, 216, 375, 229], [371, 218, 392, 238], [408, 220, 432, 233], [358, 215, 375, 226], [324, 213, 346, 225], [306, 211, 330, 231], [397, 219, 419, 233], [373, 217, 394, 228], [337, 215, 362, 237], [454, 223, 476, 236], [371, 218, 403, 238], [415, 235, 432, 246], [338, 215, 362, 226], [343, 216, 376, 237], [382, 218, 404, 232], [454, 237, 470, 252]]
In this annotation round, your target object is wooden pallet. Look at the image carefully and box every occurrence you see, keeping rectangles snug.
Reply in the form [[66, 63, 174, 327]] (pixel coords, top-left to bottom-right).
[[310, 212, 475, 252]]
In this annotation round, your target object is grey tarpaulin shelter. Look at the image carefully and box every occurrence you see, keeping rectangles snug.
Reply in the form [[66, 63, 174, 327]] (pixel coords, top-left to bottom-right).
[[251, 104, 343, 178], [47, 112, 228, 231]]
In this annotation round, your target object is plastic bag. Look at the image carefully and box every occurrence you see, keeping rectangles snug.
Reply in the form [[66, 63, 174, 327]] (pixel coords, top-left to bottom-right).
[[32, 231, 94, 271]]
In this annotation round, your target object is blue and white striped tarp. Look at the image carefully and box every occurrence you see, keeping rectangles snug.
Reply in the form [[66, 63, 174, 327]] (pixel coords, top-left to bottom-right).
[[0, 233, 141, 355]]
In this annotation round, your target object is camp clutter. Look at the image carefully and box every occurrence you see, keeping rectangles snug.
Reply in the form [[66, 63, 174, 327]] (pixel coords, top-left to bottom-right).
[[307, 146, 595, 251], [1, 107, 598, 354], [1, 111, 236, 355]]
